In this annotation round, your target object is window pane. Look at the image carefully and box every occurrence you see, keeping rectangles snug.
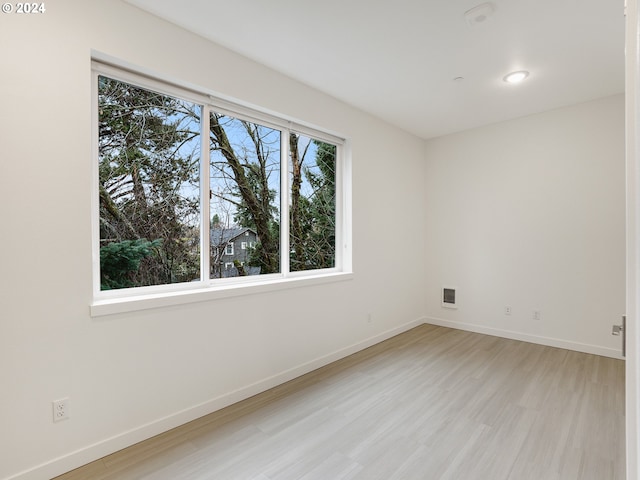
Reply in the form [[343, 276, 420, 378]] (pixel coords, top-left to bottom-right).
[[289, 134, 337, 271], [209, 112, 281, 279], [98, 76, 201, 290]]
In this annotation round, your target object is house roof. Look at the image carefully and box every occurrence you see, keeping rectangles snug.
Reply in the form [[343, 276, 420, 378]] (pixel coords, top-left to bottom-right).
[[210, 227, 257, 246]]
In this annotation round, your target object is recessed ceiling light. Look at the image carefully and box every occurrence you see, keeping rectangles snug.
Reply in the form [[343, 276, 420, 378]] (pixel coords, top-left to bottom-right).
[[503, 71, 529, 84]]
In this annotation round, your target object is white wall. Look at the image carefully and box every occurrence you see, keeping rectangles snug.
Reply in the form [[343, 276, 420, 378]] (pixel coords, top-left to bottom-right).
[[423, 94, 626, 357], [0, 2, 427, 479]]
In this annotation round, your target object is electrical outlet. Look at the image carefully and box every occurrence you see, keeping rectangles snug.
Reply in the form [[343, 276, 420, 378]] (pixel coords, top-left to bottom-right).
[[366, 313, 373, 324], [53, 398, 69, 422], [504, 306, 512, 315], [533, 310, 541, 321]]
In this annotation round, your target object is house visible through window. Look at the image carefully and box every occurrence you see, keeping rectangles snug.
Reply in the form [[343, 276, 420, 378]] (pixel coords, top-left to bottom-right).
[[94, 62, 345, 296]]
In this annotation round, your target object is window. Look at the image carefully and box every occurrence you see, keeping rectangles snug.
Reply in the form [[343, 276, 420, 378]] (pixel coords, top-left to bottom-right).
[[93, 61, 348, 304], [289, 134, 336, 271], [96, 74, 201, 290]]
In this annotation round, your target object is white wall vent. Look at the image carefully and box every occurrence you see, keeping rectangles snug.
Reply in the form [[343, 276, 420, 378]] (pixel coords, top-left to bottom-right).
[[442, 286, 458, 308]]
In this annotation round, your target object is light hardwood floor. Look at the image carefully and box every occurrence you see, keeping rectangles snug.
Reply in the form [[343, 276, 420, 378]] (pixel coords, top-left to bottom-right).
[[54, 325, 625, 480]]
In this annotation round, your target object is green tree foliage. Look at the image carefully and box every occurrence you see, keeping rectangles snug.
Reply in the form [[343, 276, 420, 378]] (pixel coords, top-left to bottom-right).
[[209, 114, 280, 274], [100, 239, 161, 290], [98, 76, 200, 288], [98, 75, 337, 287], [289, 137, 336, 271]]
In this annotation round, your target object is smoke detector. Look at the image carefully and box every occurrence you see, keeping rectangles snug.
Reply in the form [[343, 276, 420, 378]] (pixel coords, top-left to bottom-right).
[[464, 2, 495, 27]]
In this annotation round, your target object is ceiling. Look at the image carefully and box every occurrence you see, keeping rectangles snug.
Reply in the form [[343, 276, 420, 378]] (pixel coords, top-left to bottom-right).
[[125, 0, 624, 139]]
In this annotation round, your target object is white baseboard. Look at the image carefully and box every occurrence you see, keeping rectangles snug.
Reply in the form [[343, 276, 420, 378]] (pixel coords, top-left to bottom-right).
[[423, 316, 623, 360], [6, 318, 423, 480]]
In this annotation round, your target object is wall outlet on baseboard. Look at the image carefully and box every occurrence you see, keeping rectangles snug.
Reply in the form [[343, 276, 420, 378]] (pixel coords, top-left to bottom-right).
[[533, 310, 541, 321], [504, 306, 512, 315]]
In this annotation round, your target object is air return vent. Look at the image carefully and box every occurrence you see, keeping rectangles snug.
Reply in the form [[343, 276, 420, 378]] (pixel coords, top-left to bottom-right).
[[442, 286, 458, 309]]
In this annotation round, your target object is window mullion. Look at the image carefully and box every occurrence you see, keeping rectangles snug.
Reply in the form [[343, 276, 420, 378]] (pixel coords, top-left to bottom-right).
[[201, 105, 211, 283], [335, 144, 345, 271], [91, 70, 101, 297], [280, 129, 290, 276]]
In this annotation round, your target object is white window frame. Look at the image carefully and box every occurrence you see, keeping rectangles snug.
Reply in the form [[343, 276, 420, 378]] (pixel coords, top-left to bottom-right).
[[225, 243, 234, 256], [90, 59, 352, 317], [241, 242, 247, 250]]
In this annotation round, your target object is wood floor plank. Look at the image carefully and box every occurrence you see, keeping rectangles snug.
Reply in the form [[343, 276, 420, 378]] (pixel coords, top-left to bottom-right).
[[54, 325, 625, 480]]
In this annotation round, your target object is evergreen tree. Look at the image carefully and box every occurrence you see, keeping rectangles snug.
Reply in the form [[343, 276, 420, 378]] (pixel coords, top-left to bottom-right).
[[98, 76, 200, 288], [209, 114, 280, 274], [99, 75, 337, 285], [289, 138, 336, 271], [100, 239, 161, 289]]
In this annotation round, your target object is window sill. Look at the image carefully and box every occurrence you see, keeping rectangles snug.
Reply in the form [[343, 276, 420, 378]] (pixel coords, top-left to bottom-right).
[[90, 271, 353, 317]]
